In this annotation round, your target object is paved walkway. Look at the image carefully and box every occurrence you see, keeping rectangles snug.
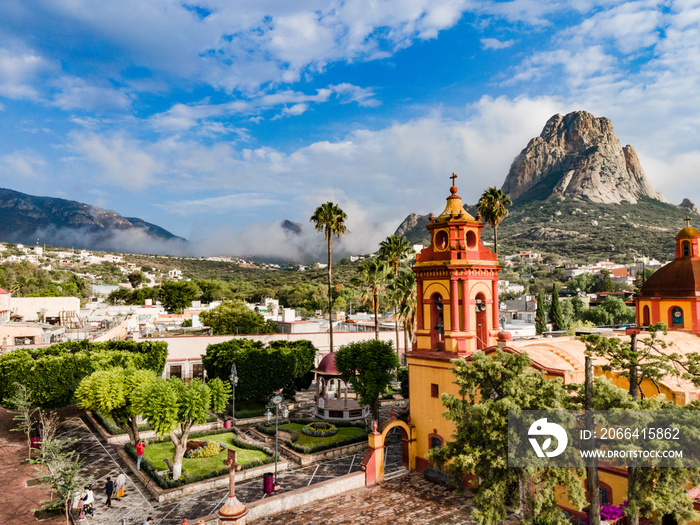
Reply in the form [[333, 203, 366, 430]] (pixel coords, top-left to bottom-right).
[[253, 472, 474, 524]]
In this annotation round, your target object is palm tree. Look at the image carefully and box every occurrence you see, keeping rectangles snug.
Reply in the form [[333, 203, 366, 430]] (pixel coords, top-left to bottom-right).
[[378, 235, 413, 275], [389, 270, 417, 356], [477, 186, 512, 255], [310, 202, 348, 352], [359, 259, 389, 340], [378, 235, 414, 354]]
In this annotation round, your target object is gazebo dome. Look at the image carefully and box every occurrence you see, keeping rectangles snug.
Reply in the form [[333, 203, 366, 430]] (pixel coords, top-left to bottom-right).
[[314, 352, 339, 376]]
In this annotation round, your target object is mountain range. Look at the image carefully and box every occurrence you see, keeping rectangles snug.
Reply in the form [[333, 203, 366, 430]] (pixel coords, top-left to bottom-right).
[[396, 111, 699, 263], [0, 188, 186, 253]]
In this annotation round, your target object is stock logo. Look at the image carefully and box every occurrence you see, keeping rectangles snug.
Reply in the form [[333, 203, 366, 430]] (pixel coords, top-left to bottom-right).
[[528, 418, 568, 458]]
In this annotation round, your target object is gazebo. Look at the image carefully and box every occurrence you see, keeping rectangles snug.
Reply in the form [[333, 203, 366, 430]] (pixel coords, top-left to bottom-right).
[[313, 353, 369, 421]]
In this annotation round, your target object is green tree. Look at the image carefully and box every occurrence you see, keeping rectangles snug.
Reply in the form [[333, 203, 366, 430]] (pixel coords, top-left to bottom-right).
[[4, 382, 37, 459], [310, 202, 347, 352], [359, 259, 390, 340], [549, 284, 565, 331], [159, 280, 200, 313], [581, 324, 698, 525], [31, 415, 86, 524], [199, 300, 278, 335], [202, 339, 316, 401], [580, 296, 635, 326], [535, 292, 547, 335], [379, 235, 414, 355], [477, 186, 512, 255], [388, 269, 417, 356], [127, 271, 144, 289], [133, 377, 229, 480], [429, 350, 584, 524], [334, 340, 398, 420], [75, 368, 158, 445]]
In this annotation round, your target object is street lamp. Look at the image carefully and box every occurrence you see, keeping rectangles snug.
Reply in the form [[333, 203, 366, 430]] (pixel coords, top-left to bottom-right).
[[265, 393, 289, 487], [229, 363, 238, 428]]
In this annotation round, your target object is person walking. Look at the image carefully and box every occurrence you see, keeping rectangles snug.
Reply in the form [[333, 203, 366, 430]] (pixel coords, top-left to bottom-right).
[[142, 517, 153, 525], [114, 472, 126, 500], [105, 477, 114, 507], [136, 440, 146, 470]]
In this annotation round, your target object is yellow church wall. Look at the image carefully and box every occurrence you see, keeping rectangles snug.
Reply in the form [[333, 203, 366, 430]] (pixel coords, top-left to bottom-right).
[[659, 299, 693, 330], [407, 356, 460, 461], [601, 369, 689, 405], [638, 298, 694, 330]]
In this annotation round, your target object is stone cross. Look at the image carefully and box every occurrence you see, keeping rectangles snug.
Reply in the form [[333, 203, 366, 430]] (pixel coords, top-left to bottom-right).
[[685, 215, 691, 228], [450, 173, 458, 186], [223, 449, 242, 496]]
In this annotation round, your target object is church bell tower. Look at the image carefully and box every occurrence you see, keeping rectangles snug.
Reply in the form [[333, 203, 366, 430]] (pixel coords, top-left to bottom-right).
[[412, 174, 502, 355]]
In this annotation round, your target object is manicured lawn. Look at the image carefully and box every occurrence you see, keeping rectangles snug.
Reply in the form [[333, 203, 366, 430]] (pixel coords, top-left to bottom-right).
[[143, 432, 269, 477], [279, 423, 366, 447]]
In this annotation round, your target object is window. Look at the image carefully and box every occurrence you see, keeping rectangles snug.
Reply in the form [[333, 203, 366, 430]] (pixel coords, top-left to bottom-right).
[[434, 230, 449, 250], [192, 363, 204, 380], [430, 436, 443, 449], [465, 229, 477, 249], [431, 384, 439, 398], [682, 241, 691, 257], [599, 487, 609, 505], [169, 365, 182, 379], [14, 336, 35, 345]]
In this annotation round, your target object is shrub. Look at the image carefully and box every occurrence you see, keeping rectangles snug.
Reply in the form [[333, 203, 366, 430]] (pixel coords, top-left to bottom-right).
[[302, 422, 337, 437], [184, 441, 225, 459]]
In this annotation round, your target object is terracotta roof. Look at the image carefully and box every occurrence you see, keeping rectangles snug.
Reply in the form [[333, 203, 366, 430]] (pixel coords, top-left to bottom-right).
[[639, 257, 700, 297], [0, 288, 10, 294]]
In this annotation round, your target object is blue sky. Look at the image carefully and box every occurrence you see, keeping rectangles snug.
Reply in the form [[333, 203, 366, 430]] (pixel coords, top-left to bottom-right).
[[1, 0, 699, 260]]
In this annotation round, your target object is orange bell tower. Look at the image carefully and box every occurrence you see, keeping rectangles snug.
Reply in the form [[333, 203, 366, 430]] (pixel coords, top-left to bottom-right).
[[412, 174, 502, 354], [407, 174, 503, 473]]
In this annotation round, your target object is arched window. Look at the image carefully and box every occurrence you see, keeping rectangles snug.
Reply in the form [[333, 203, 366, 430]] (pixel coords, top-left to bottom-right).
[[682, 241, 691, 257], [670, 307, 684, 326], [430, 293, 445, 351], [642, 305, 650, 326], [465, 229, 477, 249]]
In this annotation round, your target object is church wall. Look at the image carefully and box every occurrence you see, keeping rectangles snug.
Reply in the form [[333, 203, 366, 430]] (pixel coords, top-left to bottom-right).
[[407, 356, 460, 470], [636, 298, 695, 331]]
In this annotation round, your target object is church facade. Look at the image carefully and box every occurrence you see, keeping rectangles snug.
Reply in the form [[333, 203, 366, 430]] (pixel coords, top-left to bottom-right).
[[636, 220, 700, 334]]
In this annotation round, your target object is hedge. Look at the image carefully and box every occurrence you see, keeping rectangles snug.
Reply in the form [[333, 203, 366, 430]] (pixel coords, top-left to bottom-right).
[[203, 339, 316, 401], [0, 340, 168, 409], [255, 418, 368, 454], [124, 428, 275, 489]]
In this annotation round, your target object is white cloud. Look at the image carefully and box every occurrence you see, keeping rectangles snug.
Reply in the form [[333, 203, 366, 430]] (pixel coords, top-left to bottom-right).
[[66, 132, 163, 190], [161, 193, 282, 216], [481, 38, 515, 50], [52, 78, 132, 111], [0, 150, 47, 180], [0, 48, 51, 99]]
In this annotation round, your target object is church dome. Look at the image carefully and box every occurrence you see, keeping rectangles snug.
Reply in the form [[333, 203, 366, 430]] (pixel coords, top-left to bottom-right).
[[677, 226, 700, 239], [639, 258, 700, 298]]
